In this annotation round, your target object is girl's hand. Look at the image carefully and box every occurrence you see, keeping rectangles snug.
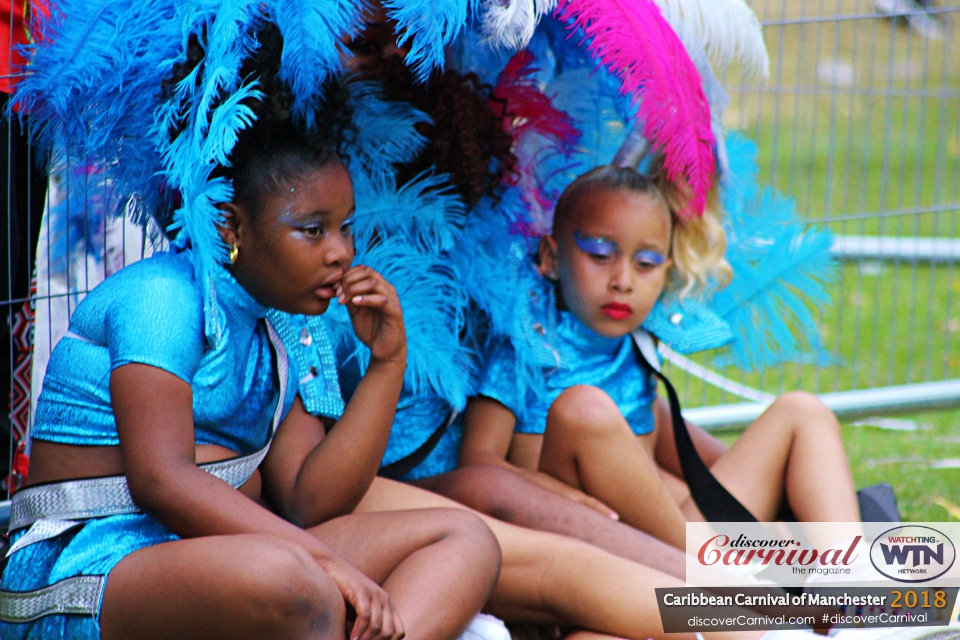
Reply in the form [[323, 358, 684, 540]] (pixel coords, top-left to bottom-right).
[[337, 265, 406, 366], [322, 556, 405, 640]]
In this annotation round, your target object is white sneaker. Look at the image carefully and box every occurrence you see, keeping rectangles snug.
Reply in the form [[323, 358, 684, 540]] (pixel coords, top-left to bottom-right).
[[457, 614, 511, 640]]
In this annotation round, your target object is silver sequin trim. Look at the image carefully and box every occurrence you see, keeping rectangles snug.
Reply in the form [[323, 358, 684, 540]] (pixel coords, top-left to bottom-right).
[[0, 575, 105, 623]]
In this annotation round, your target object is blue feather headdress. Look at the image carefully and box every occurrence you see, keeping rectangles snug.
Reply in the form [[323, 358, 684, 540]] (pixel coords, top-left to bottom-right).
[[323, 83, 475, 409], [448, 18, 834, 382], [16, 0, 482, 345]]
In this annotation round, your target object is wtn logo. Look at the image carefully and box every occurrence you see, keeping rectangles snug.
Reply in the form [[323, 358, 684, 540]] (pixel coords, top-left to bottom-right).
[[880, 543, 944, 567], [870, 526, 956, 583]]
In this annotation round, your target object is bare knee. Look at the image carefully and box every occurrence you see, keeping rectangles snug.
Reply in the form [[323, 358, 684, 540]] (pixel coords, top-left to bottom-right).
[[547, 385, 625, 438], [436, 509, 501, 574], [772, 391, 839, 433], [246, 537, 346, 640]]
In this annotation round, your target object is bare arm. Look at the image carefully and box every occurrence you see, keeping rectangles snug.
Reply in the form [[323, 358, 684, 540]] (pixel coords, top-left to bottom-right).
[[112, 364, 401, 640], [460, 395, 618, 518], [262, 357, 405, 525], [262, 265, 405, 525]]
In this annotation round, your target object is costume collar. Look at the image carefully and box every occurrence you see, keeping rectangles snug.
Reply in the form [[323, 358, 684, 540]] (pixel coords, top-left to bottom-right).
[[213, 265, 268, 325]]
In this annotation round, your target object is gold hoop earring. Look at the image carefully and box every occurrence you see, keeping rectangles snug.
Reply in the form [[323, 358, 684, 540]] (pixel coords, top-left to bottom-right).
[[229, 244, 239, 264]]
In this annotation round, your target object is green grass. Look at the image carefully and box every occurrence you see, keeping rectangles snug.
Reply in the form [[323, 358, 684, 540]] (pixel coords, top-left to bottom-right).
[[717, 411, 960, 522], [682, 1, 960, 522]]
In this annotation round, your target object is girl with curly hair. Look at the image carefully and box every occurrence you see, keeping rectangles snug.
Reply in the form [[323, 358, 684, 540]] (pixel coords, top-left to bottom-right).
[[459, 164, 861, 551]]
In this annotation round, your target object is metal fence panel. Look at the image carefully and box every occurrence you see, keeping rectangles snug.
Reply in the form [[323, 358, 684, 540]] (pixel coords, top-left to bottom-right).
[[667, 0, 960, 423]]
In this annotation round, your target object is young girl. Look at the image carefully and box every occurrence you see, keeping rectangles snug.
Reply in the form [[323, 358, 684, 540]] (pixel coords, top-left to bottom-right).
[[460, 165, 862, 551], [0, 28, 501, 640]]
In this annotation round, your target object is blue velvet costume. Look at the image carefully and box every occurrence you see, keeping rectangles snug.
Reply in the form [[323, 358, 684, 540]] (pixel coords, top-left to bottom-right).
[[476, 276, 659, 437], [1, 250, 296, 640]]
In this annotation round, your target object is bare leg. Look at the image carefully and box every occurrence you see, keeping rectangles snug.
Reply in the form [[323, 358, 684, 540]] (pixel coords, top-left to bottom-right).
[[309, 508, 501, 640], [413, 465, 685, 579], [100, 534, 346, 640], [536, 385, 689, 549], [357, 477, 760, 640], [701, 392, 859, 524]]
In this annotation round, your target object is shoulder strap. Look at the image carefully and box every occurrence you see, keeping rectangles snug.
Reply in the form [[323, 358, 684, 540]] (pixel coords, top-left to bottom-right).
[[631, 330, 757, 523], [377, 409, 458, 481]]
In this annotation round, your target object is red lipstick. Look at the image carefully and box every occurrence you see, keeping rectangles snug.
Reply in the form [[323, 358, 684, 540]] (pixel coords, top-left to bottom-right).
[[601, 302, 632, 320]]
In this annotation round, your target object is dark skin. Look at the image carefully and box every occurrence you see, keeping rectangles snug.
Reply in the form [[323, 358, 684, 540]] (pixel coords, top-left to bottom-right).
[[28, 160, 500, 640]]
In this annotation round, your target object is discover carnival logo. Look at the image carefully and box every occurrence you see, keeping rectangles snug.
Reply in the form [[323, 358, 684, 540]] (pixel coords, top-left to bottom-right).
[[869, 525, 956, 583], [697, 534, 862, 574]]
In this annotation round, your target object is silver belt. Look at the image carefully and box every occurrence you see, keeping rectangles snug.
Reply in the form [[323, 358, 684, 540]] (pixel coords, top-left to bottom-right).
[[0, 320, 289, 623], [7, 445, 271, 554]]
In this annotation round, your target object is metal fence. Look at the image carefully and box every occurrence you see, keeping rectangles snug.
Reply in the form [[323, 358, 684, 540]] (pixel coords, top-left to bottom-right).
[[667, 0, 960, 427]]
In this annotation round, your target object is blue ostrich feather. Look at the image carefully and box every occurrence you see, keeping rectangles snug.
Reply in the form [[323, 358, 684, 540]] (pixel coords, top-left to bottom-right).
[[12, 0, 184, 239], [325, 179, 473, 408], [352, 172, 465, 254], [711, 133, 836, 370], [159, 78, 262, 345], [453, 187, 550, 400], [267, 0, 365, 128], [383, 0, 474, 81], [347, 82, 431, 189], [331, 236, 475, 409]]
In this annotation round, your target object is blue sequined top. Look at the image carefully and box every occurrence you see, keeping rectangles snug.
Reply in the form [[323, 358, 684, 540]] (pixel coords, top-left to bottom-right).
[[31, 251, 296, 454], [477, 281, 659, 436]]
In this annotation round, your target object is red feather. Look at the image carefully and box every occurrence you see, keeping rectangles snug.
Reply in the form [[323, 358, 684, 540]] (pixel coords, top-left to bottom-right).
[[492, 50, 581, 151], [492, 50, 582, 237], [555, 0, 715, 217]]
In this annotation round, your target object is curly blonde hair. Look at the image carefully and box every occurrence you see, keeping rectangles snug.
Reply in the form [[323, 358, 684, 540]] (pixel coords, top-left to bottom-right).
[[552, 165, 731, 299], [659, 179, 732, 298]]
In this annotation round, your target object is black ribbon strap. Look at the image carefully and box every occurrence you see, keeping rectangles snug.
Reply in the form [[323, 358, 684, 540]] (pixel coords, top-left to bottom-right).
[[632, 331, 758, 523], [378, 410, 457, 481]]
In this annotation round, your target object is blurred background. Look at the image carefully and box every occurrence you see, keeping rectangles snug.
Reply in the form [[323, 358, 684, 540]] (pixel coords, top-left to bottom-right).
[[668, 0, 960, 521]]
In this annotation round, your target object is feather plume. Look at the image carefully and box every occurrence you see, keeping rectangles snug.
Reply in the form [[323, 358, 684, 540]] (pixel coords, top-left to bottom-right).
[[325, 175, 473, 407], [158, 76, 263, 344], [347, 82, 431, 190], [712, 133, 836, 369], [269, 0, 365, 128], [491, 50, 580, 236], [651, 0, 769, 78], [352, 173, 465, 254], [555, 0, 716, 217], [334, 236, 475, 407], [481, 0, 558, 50], [13, 0, 184, 227], [493, 50, 580, 149], [383, 0, 473, 81]]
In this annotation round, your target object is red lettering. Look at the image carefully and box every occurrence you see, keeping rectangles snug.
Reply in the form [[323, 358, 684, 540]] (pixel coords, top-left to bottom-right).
[[723, 549, 745, 565], [820, 548, 843, 565], [798, 549, 819, 566], [842, 536, 862, 565], [698, 535, 728, 565]]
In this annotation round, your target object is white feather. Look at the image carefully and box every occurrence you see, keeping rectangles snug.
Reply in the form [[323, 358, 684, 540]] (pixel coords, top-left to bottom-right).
[[482, 0, 558, 50], [652, 0, 769, 78]]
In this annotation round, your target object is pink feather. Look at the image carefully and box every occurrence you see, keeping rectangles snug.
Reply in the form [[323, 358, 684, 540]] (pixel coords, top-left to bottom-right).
[[556, 0, 715, 217]]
